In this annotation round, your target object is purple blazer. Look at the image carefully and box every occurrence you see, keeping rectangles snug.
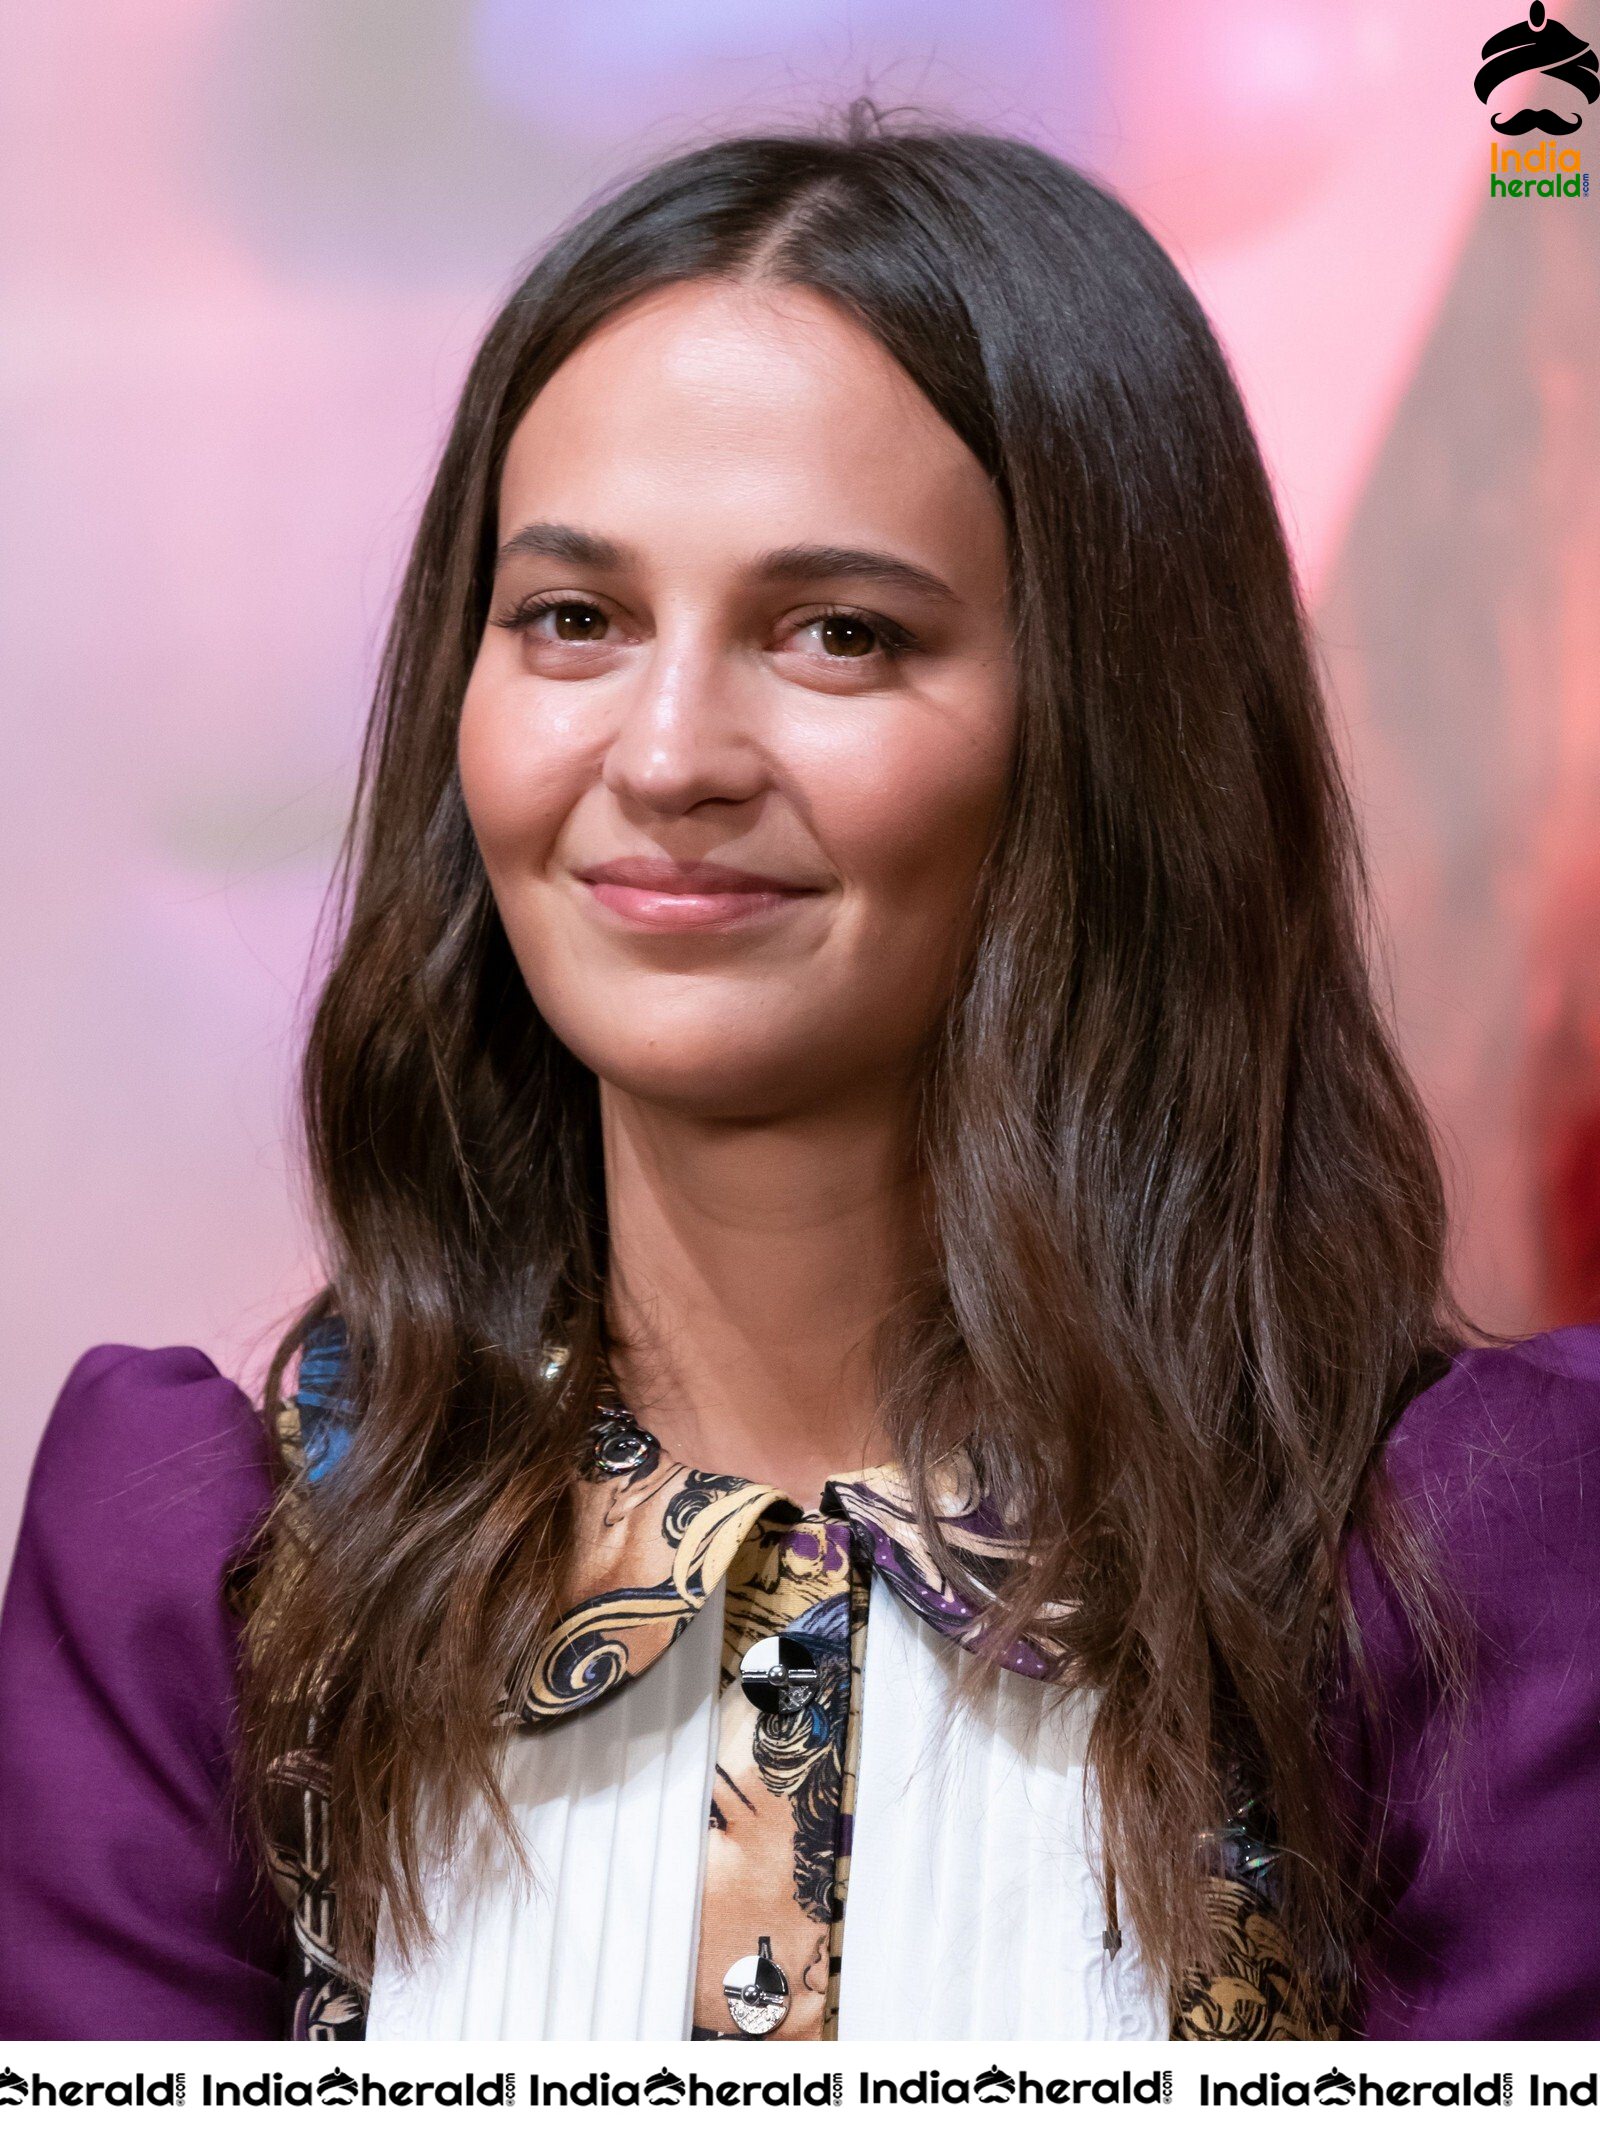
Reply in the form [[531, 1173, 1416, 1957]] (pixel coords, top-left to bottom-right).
[[3, 1327, 1600, 2042]]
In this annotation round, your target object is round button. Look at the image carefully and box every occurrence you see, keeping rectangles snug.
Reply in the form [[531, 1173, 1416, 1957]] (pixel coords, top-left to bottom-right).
[[590, 1419, 654, 1475], [739, 1635, 819, 1716], [722, 1937, 789, 2036]]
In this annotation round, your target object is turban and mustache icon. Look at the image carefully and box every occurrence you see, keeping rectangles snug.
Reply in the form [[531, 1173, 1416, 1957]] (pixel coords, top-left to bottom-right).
[[1475, 2, 1600, 135]]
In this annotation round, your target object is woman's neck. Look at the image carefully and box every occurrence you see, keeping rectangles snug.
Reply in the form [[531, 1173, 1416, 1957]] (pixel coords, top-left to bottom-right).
[[597, 1079, 929, 1510]]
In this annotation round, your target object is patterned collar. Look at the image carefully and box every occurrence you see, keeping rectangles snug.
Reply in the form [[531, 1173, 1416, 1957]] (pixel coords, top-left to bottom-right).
[[292, 1318, 1072, 1721]]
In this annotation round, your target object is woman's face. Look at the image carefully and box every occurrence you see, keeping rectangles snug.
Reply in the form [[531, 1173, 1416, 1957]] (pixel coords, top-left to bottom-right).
[[459, 277, 1016, 1118]]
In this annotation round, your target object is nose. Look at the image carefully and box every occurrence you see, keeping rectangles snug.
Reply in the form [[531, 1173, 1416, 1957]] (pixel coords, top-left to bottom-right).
[[600, 621, 768, 818]]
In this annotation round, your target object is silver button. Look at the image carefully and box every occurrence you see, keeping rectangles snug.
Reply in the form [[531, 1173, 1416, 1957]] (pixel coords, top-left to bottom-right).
[[739, 1635, 818, 1715], [722, 1937, 789, 2035], [590, 1419, 653, 1475]]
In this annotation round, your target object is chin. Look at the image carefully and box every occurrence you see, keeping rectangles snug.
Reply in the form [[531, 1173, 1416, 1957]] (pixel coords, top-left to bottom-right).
[[599, 1050, 829, 1120], [556, 1016, 851, 1120]]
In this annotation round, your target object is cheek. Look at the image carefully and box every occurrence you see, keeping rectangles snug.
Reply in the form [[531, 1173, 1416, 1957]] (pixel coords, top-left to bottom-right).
[[457, 669, 581, 871], [821, 692, 1014, 922]]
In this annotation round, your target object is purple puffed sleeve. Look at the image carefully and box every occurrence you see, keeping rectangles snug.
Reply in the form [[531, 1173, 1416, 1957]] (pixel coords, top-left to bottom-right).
[[1332, 1324, 1600, 2040], [0, 1345, 290, 2040]]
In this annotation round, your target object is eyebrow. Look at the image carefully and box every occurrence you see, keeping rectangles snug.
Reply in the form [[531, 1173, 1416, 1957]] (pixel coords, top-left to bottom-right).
[[493, 522, 958, 605], [754, 543, 958, 605], [494, 521, 626, 575]]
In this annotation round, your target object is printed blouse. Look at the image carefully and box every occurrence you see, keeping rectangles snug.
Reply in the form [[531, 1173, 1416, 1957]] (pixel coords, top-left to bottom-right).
[[274, 1321, 1302, 2042]]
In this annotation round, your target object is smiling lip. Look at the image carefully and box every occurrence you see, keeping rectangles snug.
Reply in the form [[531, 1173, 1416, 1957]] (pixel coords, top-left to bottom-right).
[[574, 856, 821, 932]]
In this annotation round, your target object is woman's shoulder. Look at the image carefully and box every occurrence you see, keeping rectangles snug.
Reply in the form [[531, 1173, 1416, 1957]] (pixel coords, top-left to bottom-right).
[[39, 1337, 264, 1450], [1342, 1321, 1600, 1723], [1358, 1322, 1600, 1608], [8, 1342, 278, 1706], [1385, 1319, 1600, 1472], [22, 1343, 275, 1583], [1336, 1323, 1600, 2040], [0, 1343, 289, 2039]]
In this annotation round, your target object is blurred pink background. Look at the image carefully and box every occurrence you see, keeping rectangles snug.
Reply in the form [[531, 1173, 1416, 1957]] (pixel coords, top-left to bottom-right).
[[5, 0, 1599, 1569]]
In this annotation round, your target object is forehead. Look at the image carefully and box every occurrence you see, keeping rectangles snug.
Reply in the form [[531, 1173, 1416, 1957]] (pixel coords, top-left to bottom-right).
[[494, 278, 999, 562]]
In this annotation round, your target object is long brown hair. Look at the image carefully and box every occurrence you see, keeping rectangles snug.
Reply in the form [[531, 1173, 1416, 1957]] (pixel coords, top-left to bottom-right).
[[242, 107, 1474, 2018]]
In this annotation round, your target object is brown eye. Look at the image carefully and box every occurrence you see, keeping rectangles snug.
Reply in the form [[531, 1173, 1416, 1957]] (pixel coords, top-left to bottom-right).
[[551, 602, 608, 641], [818, 614, 877, 658]]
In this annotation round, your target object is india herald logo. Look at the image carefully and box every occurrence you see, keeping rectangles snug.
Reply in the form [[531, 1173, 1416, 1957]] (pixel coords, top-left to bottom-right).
[[1476, 3, 1600, 134]]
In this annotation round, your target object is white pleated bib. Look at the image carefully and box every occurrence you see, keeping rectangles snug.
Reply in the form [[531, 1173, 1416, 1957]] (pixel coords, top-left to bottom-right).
[[367, 1579, 1167, 2041]]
